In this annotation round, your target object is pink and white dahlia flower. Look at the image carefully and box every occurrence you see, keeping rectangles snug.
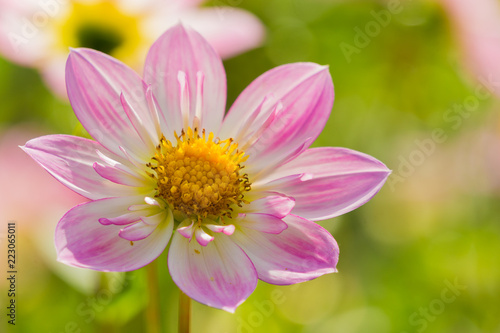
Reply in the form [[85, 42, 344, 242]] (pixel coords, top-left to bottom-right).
[[22, 24, 390, 312]]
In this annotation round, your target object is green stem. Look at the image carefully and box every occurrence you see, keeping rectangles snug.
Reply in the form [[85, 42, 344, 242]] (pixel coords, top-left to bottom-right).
[[146, 261, 161, 333], [178, 289, 191, 333]]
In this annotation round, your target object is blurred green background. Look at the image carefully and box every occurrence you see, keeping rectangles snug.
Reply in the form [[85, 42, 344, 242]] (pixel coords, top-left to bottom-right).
[[1, 0, 499, 332]]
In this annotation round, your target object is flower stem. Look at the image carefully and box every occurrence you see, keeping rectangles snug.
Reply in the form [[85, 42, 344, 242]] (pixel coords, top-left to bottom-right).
[[178, 289, 191, 333], [146, 261, 161, 333]]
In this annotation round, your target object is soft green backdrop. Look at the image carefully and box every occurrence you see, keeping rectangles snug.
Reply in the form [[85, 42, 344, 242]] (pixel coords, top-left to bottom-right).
[[1, 0, 499, 332]]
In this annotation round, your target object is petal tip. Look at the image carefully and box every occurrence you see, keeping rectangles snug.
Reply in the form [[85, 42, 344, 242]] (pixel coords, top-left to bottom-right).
[[301, 173, 314, 181], [221, 305, 237, 313], [223, 224, 236, 235], [98, 218, 111, 225], [169, 21, 191, 37], [67, 47, 87, 59]]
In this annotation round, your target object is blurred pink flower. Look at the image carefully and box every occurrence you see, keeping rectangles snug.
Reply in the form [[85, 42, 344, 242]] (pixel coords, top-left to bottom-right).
[[0, 0, 265, 98], [0, 126, 98, 293], [0, 127, 84, 227], [23, 24, 390, 312], [440, 0, 500, 97], [434, 114, 500, 196]]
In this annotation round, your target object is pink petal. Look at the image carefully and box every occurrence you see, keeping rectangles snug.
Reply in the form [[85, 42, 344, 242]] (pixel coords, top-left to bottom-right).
[[220, 63, 334, 174], [244, 195, 295, 219], [21, 135, 142, 200], [177, 220, 195, 239], [257, 173, 313, 190], [56, 197, 173, 271], [235, 213, 288, 234], [93, 162, 152, 187], [231, 214, 338, 285], [259, 147, 391, 221], [195, 226, 214, 246], [119, 209, 167, 241], [119, 221, 157, 241], [66, 48, 157, 160], [248, 137, 314, 176], [144, 196, 163, 207], [205, 224, 235, 236], [119, 91, 159, 151], [100, 204, 165, 227], [168, 232, 257, 312], [118, 221, 156, 242], [177, 7, 265, 59], [141, 210, 167, 225], [144, 23, 226, 135], [99, 211, 143, 226]]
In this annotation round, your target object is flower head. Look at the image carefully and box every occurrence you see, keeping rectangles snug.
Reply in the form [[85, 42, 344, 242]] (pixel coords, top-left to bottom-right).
[[0, 0, 264, 97], [22, 24, 390, 312]]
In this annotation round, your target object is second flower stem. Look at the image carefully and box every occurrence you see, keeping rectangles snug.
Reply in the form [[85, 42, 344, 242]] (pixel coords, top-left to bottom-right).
[[178, 289, 191, 333], [146, 261, 161, 333]]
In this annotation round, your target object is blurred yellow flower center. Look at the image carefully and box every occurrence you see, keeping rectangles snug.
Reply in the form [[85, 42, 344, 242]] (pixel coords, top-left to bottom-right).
[[148, 127, 251, 219], [54, 1, 144, 64]]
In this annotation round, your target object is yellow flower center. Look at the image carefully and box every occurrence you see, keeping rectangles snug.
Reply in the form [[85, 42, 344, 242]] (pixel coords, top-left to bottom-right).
[[148, 127, 251, 219], [52, 1, 145, 65]]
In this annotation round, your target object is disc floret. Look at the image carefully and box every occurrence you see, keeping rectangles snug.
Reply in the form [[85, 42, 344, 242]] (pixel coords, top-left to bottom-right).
[[147, 127, 251, 219]]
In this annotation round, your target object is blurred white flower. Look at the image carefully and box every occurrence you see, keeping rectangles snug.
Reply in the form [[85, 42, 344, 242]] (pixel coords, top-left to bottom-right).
[[0, 0, 265, 98]]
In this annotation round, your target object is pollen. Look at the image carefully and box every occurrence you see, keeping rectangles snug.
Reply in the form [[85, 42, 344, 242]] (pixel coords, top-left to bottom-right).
[[147, 127, 251, 218]]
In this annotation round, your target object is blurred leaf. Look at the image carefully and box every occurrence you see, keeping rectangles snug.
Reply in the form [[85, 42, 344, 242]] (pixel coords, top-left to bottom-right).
[[95, 270, 148, 326]]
